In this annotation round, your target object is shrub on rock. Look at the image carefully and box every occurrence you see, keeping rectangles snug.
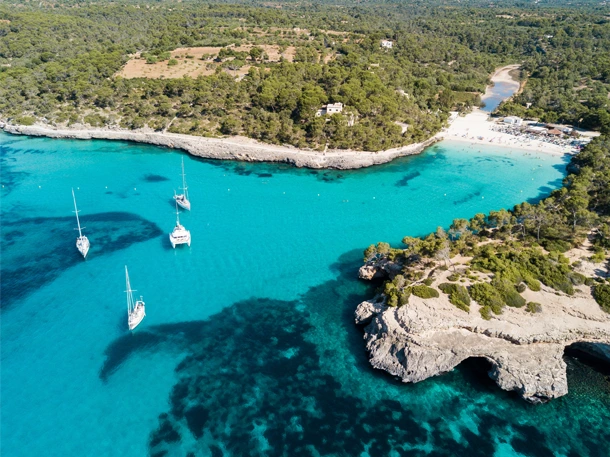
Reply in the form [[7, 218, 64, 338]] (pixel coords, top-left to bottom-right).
[[526, 302, 542, 313], [439, 283, 471, 312], [412, 285, 439, 299], [593, 284, 610, 313]]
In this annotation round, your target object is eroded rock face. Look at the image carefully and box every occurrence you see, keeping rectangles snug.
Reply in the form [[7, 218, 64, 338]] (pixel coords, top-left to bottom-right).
[[358, 258, 403, 280], [355, 289, 610, 403]]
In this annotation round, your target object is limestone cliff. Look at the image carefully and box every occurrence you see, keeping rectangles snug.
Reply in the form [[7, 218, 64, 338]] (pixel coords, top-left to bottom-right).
[[355, 267, 610, 403]]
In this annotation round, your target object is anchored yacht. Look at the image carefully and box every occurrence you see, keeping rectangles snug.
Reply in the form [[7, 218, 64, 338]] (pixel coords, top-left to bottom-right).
[[125, 266, 146, 330], [169, 202, 191, 248], [71, 188, 90, 258], [173, 157, 191, 211]]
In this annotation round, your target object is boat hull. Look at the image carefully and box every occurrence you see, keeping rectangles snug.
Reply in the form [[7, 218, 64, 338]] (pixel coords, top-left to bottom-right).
[[174, 195, 191, 211], [76, 236, 90, 258], [170, 233, 191, 248], [128, 303, 146, 330], [169, 226, 191, 248]]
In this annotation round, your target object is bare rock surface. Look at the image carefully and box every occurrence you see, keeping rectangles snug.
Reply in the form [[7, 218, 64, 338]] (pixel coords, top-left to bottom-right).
[[356, 276, 610, 403]]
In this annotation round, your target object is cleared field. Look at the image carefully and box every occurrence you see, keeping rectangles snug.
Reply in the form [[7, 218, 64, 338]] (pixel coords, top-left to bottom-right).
[[116, 45, 296, 79]]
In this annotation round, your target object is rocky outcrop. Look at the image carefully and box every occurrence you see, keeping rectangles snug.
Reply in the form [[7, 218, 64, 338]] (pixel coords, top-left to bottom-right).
[[355, 286, 610, 403], [0, 122, 441, 170], [358, 258, 403, 280]]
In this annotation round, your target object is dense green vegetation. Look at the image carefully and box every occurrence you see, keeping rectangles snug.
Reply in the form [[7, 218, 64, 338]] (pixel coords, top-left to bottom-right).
[[364, 133, 610, 313], [1, 1, 608, 150], [439, 283, 471, 312]]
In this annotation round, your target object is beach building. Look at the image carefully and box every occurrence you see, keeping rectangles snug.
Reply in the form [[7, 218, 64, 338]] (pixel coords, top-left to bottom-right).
[[381, 40, 393, 49], [527, 126, 547, 134], [503, 116, 523, 125], [316, 102, 344, 117], [547, 128, 563, 136]]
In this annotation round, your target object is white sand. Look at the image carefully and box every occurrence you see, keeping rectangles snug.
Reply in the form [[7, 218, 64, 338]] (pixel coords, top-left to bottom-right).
[[440, 109, 574, 156], [439, 64, 575, 156]]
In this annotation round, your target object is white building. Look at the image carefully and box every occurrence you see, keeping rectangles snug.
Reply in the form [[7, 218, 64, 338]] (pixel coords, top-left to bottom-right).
[[316, 102, 344, 117], [381, 40, 393, 49], [503, 116, 523, 126]]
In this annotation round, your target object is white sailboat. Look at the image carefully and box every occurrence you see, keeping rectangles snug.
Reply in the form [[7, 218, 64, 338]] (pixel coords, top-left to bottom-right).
[[72, 188, 90, 258], [169, 201, 191, 248], [125, 266, 146, 330], [173, 157, 191, 211]]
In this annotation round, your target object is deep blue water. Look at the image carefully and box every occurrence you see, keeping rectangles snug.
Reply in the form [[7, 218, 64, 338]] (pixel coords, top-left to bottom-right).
[[1, 131, 608, 456], [481, 79, 520, 113]]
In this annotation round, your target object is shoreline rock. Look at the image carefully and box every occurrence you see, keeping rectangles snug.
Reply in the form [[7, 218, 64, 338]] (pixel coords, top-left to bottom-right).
[[355, 251, 610, 403], [355, 297, 609, 403], [0, 121, 442, 170]]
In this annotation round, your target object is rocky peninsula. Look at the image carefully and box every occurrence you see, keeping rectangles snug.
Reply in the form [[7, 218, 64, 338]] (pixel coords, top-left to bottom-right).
[[355, 251, 610, 403], [0, 122, 440, 170]]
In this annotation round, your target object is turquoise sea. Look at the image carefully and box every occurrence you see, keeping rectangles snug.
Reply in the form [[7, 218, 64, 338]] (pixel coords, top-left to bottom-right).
[[1, 131, 608, 457]]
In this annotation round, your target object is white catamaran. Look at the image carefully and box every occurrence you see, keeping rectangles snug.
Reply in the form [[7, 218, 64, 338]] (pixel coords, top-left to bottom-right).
[[72, 188, 90, 258], [169, 201, 191, 248], [173, 157, 191, 211], [125, 266, 146, 330]]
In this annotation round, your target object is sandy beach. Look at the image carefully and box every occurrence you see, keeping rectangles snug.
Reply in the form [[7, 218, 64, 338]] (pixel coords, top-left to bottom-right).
[[440, 109, 574, 156], [441, 63, 575, 156]]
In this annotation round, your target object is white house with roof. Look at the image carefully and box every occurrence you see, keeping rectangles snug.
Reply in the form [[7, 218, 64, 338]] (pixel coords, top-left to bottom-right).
[[381, 40, 393, 49], [316, 102, 344, 117]]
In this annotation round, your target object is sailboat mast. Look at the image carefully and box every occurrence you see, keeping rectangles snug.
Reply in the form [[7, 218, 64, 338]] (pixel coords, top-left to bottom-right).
[[125, 266, 133, 314], [72, 188, 83, 238], [181, 157, 188, 199]]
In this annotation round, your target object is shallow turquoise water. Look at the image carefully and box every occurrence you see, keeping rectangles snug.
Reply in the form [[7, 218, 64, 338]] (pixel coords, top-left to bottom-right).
[[1, 131, 608, 456]]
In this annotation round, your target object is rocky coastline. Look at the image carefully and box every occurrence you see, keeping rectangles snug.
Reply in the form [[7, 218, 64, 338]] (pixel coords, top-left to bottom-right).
[[355, 258, 610, 404], [0, 122, 441, 170]]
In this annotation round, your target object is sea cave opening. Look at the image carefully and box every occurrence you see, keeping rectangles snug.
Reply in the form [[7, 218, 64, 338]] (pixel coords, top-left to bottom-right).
[[563, 342, 610, 377], [455, 357, 500, 393]]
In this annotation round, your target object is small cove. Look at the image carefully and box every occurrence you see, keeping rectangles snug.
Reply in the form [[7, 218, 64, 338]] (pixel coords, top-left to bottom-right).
[[1, 132, 608, 456]]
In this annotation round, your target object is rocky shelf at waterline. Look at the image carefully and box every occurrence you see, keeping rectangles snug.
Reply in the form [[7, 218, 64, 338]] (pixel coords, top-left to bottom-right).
[[0, 122, 441, 170], [355, 263, 610, 404]]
